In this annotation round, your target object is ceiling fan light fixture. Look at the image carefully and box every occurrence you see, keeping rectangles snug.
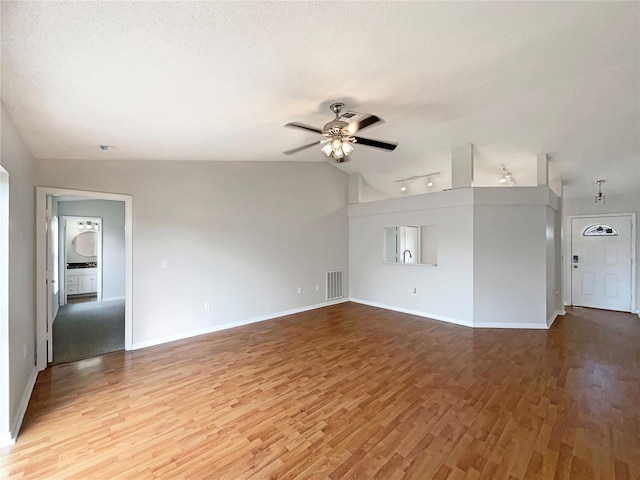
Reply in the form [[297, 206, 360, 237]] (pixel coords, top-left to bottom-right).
[[284, 102, 397, 160]]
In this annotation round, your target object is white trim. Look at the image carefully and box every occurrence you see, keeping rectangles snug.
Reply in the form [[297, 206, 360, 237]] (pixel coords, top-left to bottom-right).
[[474, 322, 549, 329], [0, 432, 12, 449], [36, 187, 133, 371], [547, 309, 565, 328], [349, 298, 474, 328], [101, 296, 126, 302], [132, 299, 349, 350], [0, 167, 9, 445], [566, 212, 636, 313], [350, 298, 558, 329], [7, 367, 37, 445]]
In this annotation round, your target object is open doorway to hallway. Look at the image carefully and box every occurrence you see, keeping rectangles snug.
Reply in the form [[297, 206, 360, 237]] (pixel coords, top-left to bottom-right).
[[36, 187, 133, 371], [51, 200, 125, 364]]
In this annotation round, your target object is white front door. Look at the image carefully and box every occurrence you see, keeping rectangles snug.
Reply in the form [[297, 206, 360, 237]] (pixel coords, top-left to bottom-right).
[[571, 215, 633, 312]]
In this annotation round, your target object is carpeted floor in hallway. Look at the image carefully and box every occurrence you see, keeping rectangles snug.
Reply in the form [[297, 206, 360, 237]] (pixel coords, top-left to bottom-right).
[[52, 299, 125, 365]]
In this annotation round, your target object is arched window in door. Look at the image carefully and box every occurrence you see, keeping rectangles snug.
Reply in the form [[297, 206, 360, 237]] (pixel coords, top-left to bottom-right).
[[583, 224, 619, 236]]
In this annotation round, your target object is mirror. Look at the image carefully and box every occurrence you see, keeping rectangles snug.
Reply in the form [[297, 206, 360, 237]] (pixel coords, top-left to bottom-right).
[[383, 225, 437, 265], [72, 231, 97, 257]]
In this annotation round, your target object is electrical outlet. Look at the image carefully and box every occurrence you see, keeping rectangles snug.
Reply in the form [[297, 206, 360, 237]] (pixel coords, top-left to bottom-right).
[[204, 301, 210, 310], [297, 287, 302, 294], [315, 284, 320, 292], [161, 259, 169, 269]]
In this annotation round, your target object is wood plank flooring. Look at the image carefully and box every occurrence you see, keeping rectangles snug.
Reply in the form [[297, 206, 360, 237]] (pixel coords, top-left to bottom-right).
[[1, 303, 639, 479]]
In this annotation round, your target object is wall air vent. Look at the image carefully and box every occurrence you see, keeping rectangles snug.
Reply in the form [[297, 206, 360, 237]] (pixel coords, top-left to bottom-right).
[[326, 270, 344, 301]]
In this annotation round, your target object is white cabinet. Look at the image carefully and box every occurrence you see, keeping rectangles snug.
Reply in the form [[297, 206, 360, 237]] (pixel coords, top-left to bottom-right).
[[66, 268, 97, 295]]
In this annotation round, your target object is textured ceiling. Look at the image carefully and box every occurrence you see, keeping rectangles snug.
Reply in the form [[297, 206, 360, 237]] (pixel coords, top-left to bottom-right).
[[2, 1, 638, 199]]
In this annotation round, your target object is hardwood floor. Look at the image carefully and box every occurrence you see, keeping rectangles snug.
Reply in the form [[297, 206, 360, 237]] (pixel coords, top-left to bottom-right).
[[2, 303, 639, 479]]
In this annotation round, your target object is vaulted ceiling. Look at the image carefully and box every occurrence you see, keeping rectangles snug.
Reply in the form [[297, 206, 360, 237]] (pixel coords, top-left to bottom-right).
[[2, 1, 638, 199]]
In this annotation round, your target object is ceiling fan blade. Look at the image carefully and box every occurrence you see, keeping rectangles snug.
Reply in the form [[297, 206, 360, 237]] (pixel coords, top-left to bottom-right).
[[283, 141, 322, 155], [284, 122, 323, 134], [354, 136, 398, 151], [354, 114, 382, 132]]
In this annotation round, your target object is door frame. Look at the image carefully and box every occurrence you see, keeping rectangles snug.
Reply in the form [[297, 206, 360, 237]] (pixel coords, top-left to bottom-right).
[[60, 215, 103, 305], [36, 187, 133, 371], [566, 212, 636, 312], [0, 167, 9, 443]]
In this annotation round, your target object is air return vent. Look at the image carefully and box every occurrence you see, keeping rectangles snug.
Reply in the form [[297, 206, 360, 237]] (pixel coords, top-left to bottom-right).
[[326, 270, 344, 301]]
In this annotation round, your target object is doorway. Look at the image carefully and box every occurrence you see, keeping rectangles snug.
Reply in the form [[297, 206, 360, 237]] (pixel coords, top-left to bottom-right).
[[36, 187, 133, 371], [570, 214, 636, 312], [60, 215, 103, 305]]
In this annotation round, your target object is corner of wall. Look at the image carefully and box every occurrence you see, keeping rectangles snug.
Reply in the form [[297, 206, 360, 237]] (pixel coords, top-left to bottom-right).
[[9, 366, 37, 444]]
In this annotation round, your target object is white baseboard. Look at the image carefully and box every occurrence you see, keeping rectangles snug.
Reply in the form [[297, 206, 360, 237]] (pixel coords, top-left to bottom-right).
[[6, 366, 38, 446], [547, 309, 566, 328], [0, 432, 12, 449], [350, 298, 556, 329], [349, 298, 473, 328], [101, 296, 125, 302], [474, 321, 549, 329], [132, 298, 349, 350]]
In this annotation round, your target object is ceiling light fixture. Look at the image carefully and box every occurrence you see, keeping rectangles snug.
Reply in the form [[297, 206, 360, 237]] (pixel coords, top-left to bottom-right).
[[499, 163, 516, 186], [320, 103, 356, 161], [78, 220, 99, 231], [594, 179, 605, 205], [395, 172, 441, 192]]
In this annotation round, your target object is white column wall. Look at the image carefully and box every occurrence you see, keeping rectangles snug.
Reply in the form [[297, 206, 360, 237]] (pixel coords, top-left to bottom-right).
[[472, 204, 547, 327], [349, 189, 475, 326], [349, 186, 560, 328]]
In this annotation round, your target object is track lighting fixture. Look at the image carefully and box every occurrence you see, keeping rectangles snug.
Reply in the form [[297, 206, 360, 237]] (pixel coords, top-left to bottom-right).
[[395, 172, 440, 193], [499, 163, 516, 186]]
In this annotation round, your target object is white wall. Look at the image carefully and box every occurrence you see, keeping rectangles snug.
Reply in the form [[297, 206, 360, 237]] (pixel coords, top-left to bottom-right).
[[349, 189, 475, 326], [349, 187, 561, 328], [34, 160, 349, 347], [0, 103, 37, 443], [563, 193, 640, 313], [58, 201, 126, 300]]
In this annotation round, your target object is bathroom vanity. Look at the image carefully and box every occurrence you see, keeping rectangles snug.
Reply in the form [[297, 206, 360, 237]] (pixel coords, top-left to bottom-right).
[[66, 263, 97, 296]]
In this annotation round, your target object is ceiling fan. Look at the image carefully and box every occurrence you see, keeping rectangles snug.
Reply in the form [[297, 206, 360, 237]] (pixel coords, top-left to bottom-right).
[[283, 103, 398, 162]]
